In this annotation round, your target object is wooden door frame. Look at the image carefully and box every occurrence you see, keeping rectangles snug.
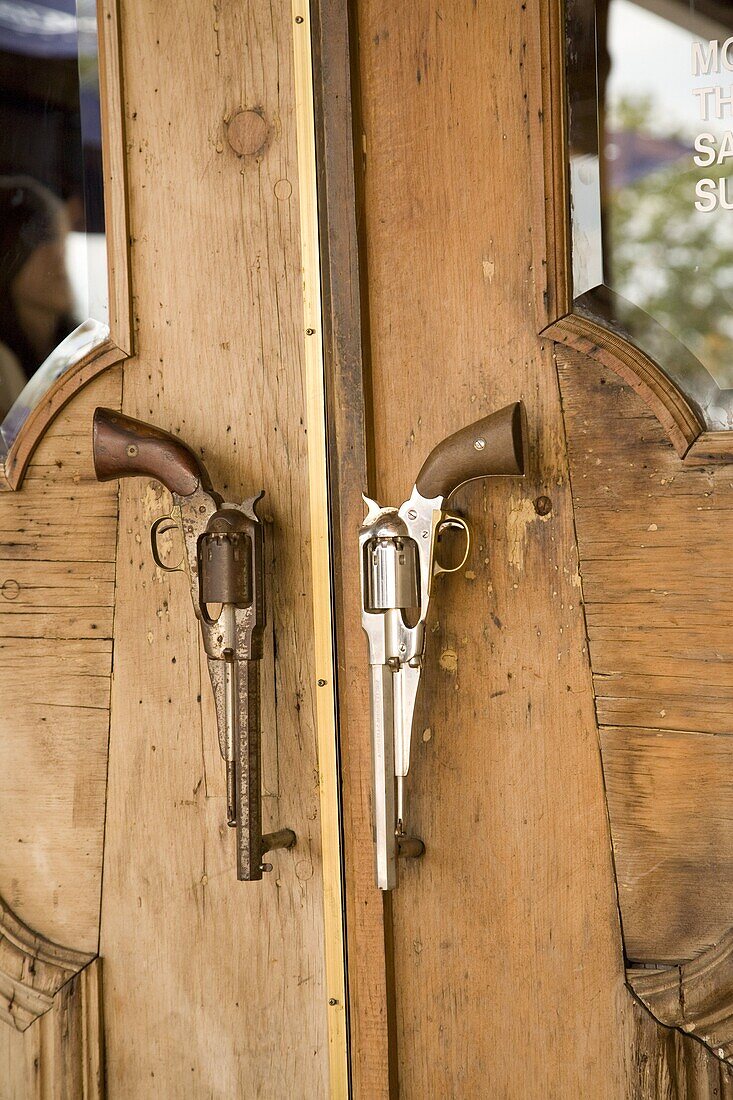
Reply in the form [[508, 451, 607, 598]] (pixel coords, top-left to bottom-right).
[[313, 0, 733, 1091], [310, 0, 393, 1095]]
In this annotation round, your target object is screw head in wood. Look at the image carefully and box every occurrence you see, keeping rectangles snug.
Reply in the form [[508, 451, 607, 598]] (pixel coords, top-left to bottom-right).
[[1, 579, 19, 600]]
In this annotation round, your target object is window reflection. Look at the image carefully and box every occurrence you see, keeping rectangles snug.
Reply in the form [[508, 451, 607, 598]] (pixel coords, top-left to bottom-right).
[[0, 1, 107, 457], [567, 0, 733, 429]]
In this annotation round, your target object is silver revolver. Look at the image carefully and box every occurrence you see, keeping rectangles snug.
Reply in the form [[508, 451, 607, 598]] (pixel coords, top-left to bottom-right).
[[359, 403, 526, 890]]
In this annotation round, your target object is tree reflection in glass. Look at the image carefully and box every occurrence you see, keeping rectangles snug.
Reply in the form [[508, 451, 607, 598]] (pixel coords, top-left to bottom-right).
[[566, 0, 733, 429], [0, 0, 107, 458]]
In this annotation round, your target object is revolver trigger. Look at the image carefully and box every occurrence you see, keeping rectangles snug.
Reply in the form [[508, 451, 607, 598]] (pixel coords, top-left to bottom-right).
[[433, 514, 470, 577], [150, 515, 185, 572]]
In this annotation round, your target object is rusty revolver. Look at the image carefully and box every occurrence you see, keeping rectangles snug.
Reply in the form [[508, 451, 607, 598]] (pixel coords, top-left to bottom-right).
[[92, 408, 295, 880], [360, 403, 526, 890]]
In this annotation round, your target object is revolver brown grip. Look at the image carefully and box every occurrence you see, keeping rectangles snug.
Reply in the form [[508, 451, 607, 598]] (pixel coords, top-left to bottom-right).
[[92, 407, 213, 497], [415, 401, 525, 501]]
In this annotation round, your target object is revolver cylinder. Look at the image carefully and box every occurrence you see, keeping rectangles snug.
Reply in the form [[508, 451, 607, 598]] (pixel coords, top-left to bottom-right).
[[200, 512, 253, 608], [200, 531, 252, 607], [365, 536, 420, 613]]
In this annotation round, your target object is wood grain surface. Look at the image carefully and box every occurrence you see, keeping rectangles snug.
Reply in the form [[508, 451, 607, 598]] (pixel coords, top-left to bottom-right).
[[0, 372, 120, 957], [349, 0, 733, 1093], [310, 0, 392, 1092], [559, 348, 733, 964], [97, 1, 330, 1095], [0, 959, 104, 1100], [629, 929, 733, 1063], [353, 1, 636, 1094]]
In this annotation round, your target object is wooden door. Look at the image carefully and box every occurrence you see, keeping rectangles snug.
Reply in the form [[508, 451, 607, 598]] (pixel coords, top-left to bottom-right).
[[4, 2, 733, 1098], [0, 2, 346, 1097], [326, 0, 733, 1096]]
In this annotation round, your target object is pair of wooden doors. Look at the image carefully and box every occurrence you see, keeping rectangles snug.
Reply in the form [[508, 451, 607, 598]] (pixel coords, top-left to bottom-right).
[[2, 1, 733, 1097]]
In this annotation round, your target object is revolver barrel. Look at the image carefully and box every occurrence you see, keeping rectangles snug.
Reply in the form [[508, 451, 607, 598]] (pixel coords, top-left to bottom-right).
[[360, 504, 425, 890]]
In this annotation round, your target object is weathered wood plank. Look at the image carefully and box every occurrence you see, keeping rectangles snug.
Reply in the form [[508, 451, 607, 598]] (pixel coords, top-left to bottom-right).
[[98, 2, 330, 1095], [0, 370, 120, 960], [351, 0, 660, 1093], [559, 348, 733, 963], [626, 994, 733, 1098], [0, 561, 115, 609], [603, 727, 733, 962], [310, 0, 391, 1091], [0, 959, 104, 1099], [0, 700, 112, 951]]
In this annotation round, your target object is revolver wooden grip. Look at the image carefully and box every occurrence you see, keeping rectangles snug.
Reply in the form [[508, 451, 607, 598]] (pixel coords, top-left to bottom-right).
[[415, 401, 525, 501], [92, 407, 214, 497]]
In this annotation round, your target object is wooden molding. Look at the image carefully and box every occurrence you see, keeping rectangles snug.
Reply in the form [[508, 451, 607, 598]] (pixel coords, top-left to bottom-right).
[[310, 0, 392, 1095], [543, 314, 703, 457], [0, 895, 94, 1032], [98, 0, 131, 355], [537, 0, 571, 327], [628, 932, 733, 1064], [0, 0, 131, 492], [0, 958, 105, 1097], [291, 3, 350, 1094]]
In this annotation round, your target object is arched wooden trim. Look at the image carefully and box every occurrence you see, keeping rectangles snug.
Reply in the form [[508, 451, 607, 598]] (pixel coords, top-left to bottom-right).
[[0, 0, 131, 493], [627, 930, 733, 1065], [0, 895, 94, 1032], [1, 957, 105, 1097], [543, 314, 703, 458]]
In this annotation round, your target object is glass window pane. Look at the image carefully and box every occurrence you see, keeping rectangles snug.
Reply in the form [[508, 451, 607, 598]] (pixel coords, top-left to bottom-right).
[[0, 0, 108, 458], [566, 0, 733, 430]]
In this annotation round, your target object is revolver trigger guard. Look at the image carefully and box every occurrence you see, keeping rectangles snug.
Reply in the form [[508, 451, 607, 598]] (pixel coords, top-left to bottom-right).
[[433, 515, 471, 577], [150, 515, 185, 573]]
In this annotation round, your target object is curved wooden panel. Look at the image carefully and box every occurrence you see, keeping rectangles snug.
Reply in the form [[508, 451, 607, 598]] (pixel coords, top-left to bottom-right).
[[558, 342, 733, 1069], [558, 347, 733, 962], [0, 896, 92, 1032], [0, 371, 120, 956], [544, 315, 703, 458], [0, 957, 104, 1097], [1, 340, 127, 491], [629, 934, 733, 1065]]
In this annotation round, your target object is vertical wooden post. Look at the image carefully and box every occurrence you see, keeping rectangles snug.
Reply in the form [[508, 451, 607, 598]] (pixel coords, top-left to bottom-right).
[[291, 3, 350, 1095]]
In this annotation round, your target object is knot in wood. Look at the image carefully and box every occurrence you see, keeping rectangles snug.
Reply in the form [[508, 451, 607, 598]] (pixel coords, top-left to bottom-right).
[[226, 110, 269, 157]]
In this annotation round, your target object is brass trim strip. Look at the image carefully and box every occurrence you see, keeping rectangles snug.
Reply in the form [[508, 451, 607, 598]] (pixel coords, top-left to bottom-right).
[[291, 4, 350, 1096]]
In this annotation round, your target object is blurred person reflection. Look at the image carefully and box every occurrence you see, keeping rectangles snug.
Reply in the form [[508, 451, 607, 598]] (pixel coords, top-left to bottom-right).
[[0, 176, 77, 419]]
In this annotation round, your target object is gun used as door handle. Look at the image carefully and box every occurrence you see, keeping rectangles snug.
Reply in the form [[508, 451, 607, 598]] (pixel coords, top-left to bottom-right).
[[92, 407, 295, 881], [359, 402, 526, 890]]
